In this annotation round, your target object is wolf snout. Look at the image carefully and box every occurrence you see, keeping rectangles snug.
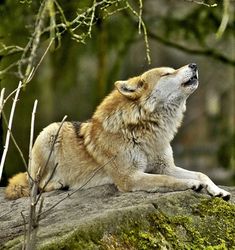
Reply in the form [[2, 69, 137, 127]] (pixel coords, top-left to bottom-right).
[[188, 63, 197, 71]]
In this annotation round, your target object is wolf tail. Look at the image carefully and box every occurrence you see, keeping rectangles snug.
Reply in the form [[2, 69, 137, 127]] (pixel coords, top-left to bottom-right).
[[5, 172, 30, 200]]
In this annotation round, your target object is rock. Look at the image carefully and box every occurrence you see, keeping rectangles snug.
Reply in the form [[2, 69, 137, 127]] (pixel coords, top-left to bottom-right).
[[0, 185, 235, 249]]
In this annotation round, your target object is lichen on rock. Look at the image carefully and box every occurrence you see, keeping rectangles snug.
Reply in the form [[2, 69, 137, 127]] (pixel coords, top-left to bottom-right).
[[1, 185, 235, 250]]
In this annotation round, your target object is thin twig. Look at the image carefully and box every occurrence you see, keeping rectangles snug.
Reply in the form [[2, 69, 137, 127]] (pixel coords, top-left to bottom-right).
[[26, 39, 54, 83], [28, 100, 38, 184], [88, 0, 96, 37], [0, 88, 5, 115], [25, 116, 67, 249], [35, 116, 67, 203], [2, 112, 28, 170], [35, 163, 58, 205], [21, 211, 27, 250], [0, 60, 23, 77], [0, 44, 24, 55], [216, 0, 230, 39], [138, 0, 143, 34], [1, 85, 24, 110], [38, 115, 67, 178], [36, 197, 44, 222], [184, 0, 217, 7], [0, 81, 22, 181], [22, 0, 48, 86], [26, 100, 40, 250], [126, 1, 151, 64]]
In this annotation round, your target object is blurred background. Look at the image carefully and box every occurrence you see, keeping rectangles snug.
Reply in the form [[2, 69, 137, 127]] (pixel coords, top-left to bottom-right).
[[0, 0, 234, 186]]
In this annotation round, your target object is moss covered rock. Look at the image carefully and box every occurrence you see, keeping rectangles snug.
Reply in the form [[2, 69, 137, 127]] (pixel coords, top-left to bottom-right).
[[1, 185, 235, 249]]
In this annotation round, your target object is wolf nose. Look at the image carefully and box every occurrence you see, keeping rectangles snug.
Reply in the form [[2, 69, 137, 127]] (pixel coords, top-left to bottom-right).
[[188, 63, 197, 71]]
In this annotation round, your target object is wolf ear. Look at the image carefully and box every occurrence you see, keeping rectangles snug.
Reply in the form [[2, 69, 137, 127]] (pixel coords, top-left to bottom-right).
[[115, 77, 146, 99]]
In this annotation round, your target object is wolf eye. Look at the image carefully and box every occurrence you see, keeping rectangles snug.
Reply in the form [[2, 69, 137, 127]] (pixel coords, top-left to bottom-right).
[[161, 73, 171, 77]]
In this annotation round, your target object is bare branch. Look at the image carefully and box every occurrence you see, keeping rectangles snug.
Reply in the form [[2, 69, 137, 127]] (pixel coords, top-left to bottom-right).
[[1, 112, 28, 170], [138, 0, 143, 34], [25, 109, 67, 249], [22, 0, 48, 86], [0, 81, 22, 181], [26, 39, 54, 83], [184, 0, 218, 7], [216, 0, 230, 39], [28, 100, 38, 181], [88, 0, 97, 38], [38, 115, 67, 179], [35, 163, 58, 205], [25, 99, 40, 250], [126, 1, 151, 64], [36, 197, 44, 222], [0, 44, 24, 54], [0, 88, 5, 115], [21, 211, 27, 250]]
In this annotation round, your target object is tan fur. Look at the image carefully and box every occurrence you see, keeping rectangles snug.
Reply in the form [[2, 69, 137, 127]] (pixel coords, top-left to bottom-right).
[[5, 172, 29, 199], [5, 64, 231, 200]]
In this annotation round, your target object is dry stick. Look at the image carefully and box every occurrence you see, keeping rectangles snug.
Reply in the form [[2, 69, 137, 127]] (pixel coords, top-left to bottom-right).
[[0, 81, 22, 181], [216, 0, 230, 39], [39, 156, 116, 218], [39, 115, 67, 177], [28, 100, 38, 181], [1, 112, 28, 170], [1, 83, 25, 111], [88, 0, 96, 37], [1, 41, 53, 174], [25, 115, 67, 250], [0, 44, 24, 54], [35, 163, 58, 205], [138, 0, 143, 34], [26, 100, 39, 250], [126, 2, 151, 65], [36, 197, 44, 223], [27, 99, 39, 183], [184, 0, 217, 7], [22, 0, 48, 85], [21, 211, 27, 250], [0, 88, 5, 114], [0, 60, 22, 77], [29, 197, 44, 250], [26, 39, 54, 84], [35, 116, 68, 204]]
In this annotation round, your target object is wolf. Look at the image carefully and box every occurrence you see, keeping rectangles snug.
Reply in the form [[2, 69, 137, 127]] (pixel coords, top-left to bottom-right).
[[5, 63, 231, 200]]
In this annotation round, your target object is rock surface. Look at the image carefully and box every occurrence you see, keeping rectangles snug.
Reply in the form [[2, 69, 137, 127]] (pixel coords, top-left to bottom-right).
[[0, 185, 235, 249]]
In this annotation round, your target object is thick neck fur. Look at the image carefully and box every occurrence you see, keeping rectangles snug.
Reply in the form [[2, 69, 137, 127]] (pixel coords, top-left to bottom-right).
[[92, 90, 186, 144]]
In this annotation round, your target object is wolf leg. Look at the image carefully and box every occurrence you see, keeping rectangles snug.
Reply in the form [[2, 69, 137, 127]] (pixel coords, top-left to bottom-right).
[[164, 166, 231, 200], [111, 171, 203, 193]]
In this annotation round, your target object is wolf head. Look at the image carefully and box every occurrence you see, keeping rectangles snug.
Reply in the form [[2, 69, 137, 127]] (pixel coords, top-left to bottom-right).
[[115, 63, 199, 112], [94, 64, 199, 136]]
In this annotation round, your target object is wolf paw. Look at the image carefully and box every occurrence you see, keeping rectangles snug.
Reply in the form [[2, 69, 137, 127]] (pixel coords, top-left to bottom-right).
[[188, 180, 204, 192], [207, 186, 231, 201]]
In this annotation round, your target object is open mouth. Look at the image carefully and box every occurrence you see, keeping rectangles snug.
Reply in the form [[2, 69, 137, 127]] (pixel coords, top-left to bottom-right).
[[182, 74, 198, 87]]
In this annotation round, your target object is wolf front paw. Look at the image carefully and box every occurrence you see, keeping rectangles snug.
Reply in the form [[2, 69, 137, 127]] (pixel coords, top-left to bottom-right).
[[206, 186, 231, 201], [188, 180, 204, 192]]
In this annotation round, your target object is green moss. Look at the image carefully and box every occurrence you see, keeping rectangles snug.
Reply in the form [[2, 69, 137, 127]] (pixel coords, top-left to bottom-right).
[[39, 197, 235, 250]]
